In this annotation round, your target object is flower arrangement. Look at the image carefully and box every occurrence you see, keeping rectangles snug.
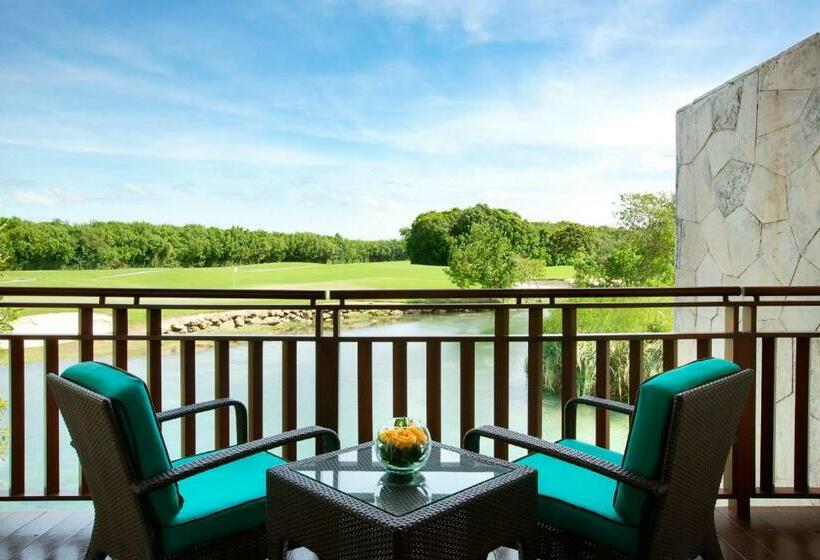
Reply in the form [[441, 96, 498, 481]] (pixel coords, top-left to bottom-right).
[[376, 417, 431, 474]]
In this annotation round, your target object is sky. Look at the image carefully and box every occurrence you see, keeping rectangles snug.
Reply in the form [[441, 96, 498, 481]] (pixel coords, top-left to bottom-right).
[[1, 1, 818, 239]]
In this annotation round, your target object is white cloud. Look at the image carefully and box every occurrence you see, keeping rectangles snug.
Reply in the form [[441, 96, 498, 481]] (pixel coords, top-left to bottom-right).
[[14, 188, 84, 207]]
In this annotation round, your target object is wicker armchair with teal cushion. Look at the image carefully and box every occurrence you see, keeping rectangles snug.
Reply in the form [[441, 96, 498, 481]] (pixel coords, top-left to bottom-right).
[[465, 357, 753, 560], [48, 361, 340, 560]]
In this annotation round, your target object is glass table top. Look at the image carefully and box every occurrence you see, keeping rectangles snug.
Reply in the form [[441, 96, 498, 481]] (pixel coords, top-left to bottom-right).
[[289, 443, 512, 517]]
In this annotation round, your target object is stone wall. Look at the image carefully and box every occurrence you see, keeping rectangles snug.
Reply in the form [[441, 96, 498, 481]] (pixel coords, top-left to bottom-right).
[[675, 33, 820, 488]]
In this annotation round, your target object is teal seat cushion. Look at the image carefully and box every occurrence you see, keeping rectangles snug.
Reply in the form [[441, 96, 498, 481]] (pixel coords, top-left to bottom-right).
[[615, 357, 741, 524], [516, 439, 639, 557], [61, 361, 181, 524], [160, 450, 285, 554]]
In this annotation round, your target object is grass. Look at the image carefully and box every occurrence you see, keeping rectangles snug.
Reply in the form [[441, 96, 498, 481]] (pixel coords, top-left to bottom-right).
[[0, 261, 574, 291]]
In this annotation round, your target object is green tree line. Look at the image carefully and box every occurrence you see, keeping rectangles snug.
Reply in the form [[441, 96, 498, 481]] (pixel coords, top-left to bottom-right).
[[0, 218, 406, 270], [403, 194, 675, 288]]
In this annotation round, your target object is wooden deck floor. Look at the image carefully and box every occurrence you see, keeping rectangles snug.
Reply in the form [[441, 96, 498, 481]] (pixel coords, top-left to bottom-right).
[[1, 507, 818, 559]]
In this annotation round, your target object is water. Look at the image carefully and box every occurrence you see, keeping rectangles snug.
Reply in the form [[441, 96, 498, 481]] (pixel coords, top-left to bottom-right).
[[0, 310, 628, 500]]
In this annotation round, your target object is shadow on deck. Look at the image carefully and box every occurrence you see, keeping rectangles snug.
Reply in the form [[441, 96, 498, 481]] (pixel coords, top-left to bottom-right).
[[1, 507, 819, 559]]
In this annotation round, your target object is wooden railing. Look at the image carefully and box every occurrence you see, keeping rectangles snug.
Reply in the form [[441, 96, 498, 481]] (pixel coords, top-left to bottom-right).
[[0, 285, 818, 520]]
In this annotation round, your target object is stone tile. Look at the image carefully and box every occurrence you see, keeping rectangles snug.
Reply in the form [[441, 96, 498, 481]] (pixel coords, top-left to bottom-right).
[[759, 34, 820, 90], [757, 89, 812, 136], [725, 207, 761, 276], [734, 72, 758, 163], [739, 257, 781, 287], [800, 88, 820, 154], [706, 129, 736, 178], [676, 164, 697, 222], [677, 98, 713, 164], [692, 149, 716, 221], [676, 218, 707, 271], [714, 160, 753, 216], [786, 160, 820, 250], [701, 209, 731, 271], [756, 123, 813, 177], [802, 228, 820, 269], [744, 165, 787, 223], [712, 82, 742, 130], [760, 220, 800, 286]]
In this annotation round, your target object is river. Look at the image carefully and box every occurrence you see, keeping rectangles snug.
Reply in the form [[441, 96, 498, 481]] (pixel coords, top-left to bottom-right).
[[0, 310, 628, 498]]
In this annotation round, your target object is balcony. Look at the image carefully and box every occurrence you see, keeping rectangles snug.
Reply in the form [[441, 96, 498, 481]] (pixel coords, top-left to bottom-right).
[[1, 285, 818, 558]]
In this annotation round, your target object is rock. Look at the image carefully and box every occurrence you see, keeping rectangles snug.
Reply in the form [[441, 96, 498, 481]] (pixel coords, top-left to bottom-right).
[[786, 160, 820, 250], [692, 150, 716, 221], [757, 89, 812, 136], [714, 159, 753, 216], [725, 207, 761, 276], [234, 316, 245, 327], [744, 165, 788, 223], [759, 35, 820, 90], [760, 220, 800, 285], [711, 82, 742, 130], [757, 123, 813, 176]]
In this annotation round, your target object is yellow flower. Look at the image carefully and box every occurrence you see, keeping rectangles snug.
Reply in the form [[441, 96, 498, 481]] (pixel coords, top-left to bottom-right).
[[407, 426, 428, 444], [379, 426, 427, 449]]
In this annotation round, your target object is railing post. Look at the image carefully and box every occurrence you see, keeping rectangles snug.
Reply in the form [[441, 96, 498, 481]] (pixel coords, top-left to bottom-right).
[[282, 340, 298, 460], [595, 340, 610, 448], [426, 341, 442, 442], [527, 307, 544, 438], [180, 339, 197, 457], [357, 341, 373, 444], [561, 307, 577, 436], [315, 308, 339, 454], [44, 339, 60, 495], [214, 340, 230, 448], [494, 307, 510, 459], [10, 338, 25, 497], [79, 307, 94, 496], [729, 303, 756, 520], [460, 340, 476, 443], [146, 308, 162, 410], [248, 340, 264, 442], [113, 308, 128, 370]]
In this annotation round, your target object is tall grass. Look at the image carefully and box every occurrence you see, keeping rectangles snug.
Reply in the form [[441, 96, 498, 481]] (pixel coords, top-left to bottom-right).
[[543, 302, 673, 401]]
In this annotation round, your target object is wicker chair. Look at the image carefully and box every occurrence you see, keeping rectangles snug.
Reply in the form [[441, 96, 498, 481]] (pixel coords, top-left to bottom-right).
[[47, 361, 340, 560], [465, 358, 754, 560]]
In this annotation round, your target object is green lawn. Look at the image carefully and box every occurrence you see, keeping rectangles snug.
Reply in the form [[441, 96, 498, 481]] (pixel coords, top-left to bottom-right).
[[0, 261, 574, 291]]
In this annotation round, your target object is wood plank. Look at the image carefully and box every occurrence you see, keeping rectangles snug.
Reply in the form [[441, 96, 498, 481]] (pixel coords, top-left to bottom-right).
[[15, 510, 93, 558], [595, 340, 610, 449], [460, 340, 476, 442], [44, 339, 60, 496], [315, 338, 339, 454], [493, 308, 510, 460], [662, 338, 677, 371], [794, 337, 810, 493], [628, 340, 643, 407], [180, 339, 197, 457], [78, 307, 94, 362], [214, 339, 230, 449], [697, 337, 712, 359], [146, 308, 162, 410], [282, 340, 297, 460], [357, 341, 373, 444], [527, 307, 543, 438], [2, 510, 72, 556], [10, 338, 25, 496], [392, 341, 408, 417], [759, 337, 776, 492], [247, 340, 264, 441], [426, 341, 442, 441], [113, 307, 128, 370]]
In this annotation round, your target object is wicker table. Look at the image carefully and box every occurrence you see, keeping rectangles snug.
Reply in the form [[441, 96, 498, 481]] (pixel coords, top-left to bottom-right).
[[267, 441, 537, 560]]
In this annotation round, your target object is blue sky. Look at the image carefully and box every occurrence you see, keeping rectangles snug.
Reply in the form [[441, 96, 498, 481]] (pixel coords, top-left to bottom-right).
[[1, 1, 818, 239]]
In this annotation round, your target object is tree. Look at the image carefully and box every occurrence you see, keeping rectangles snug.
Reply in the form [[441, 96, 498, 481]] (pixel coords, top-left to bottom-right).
[[575, 192, 675, 287], [544, 223, 595, 265], [402, 209, 461, 265], [446, 222, 526, 288]]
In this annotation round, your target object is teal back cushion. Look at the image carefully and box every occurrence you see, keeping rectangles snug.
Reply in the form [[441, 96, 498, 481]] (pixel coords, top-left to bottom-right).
[[614, 357, 741, 524], [62, 361, 182, 523]]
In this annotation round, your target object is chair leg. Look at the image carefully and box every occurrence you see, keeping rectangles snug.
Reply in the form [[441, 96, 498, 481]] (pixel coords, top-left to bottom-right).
[[701, 523, 723, 560], [84, 526, 107, 560]]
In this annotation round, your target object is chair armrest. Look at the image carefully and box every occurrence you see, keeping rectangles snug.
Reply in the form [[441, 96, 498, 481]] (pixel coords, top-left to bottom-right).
[[463, 425, 666, 495], [157, 398, 248, 444], [132, 426, 340, 496], [564, 396, 634, 439]]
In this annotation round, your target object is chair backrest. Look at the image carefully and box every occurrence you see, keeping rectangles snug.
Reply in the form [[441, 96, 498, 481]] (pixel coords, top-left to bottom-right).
[[59, 362, 182, 524], [614, 358, 742, 524], [643, 368, 753, 559], [47, 373, 156, 558]]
